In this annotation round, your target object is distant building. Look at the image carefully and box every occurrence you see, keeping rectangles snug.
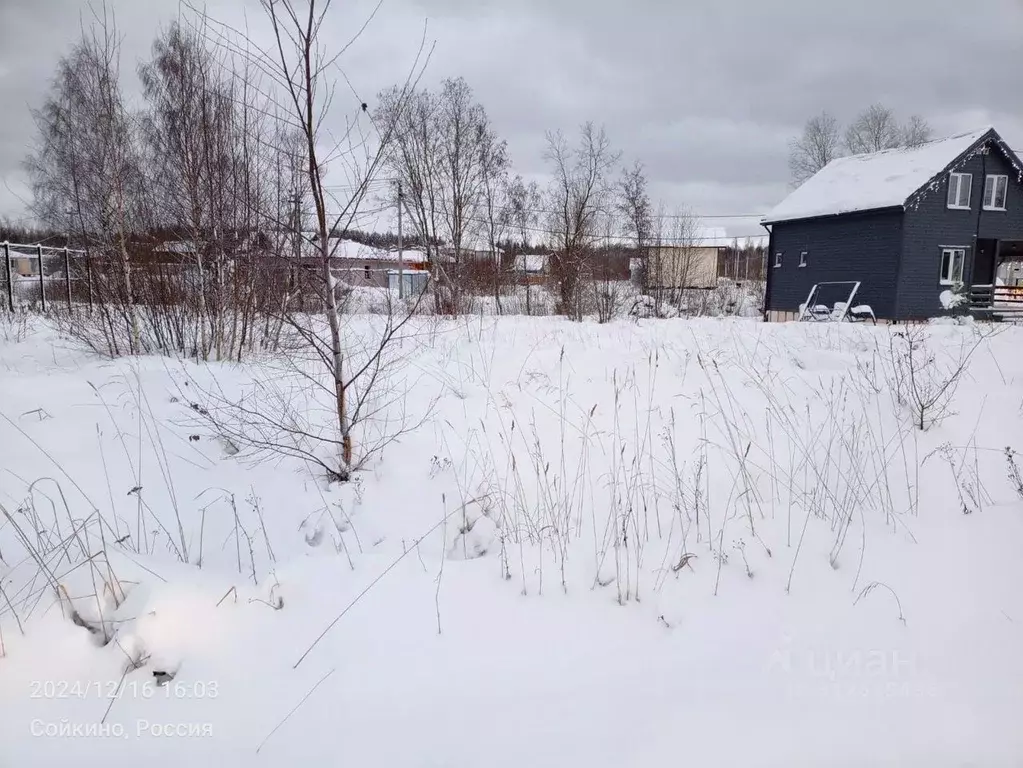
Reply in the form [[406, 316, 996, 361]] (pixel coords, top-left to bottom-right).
[[512, 253, 549, 284], [641, 227, 731, 290], [293, 236, 430, 289]]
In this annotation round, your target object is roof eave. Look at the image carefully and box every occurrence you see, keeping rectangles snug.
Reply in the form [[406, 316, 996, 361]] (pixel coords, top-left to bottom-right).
[[762, 204, 905, 226]]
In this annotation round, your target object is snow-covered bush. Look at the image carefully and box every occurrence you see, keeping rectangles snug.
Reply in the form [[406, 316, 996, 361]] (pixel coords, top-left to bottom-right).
[[674, 279, 764, 318], [0, 310, 32, 343], [938, 282, 971, 322]]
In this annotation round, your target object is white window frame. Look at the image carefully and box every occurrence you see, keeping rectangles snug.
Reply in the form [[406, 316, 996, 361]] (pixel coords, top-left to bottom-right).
[[774, 251, 782, 268], [983, 174, 1008, 211], [939, 247, 966, 286], [799, 251, 808, 268], [947, 173, 972, 210]]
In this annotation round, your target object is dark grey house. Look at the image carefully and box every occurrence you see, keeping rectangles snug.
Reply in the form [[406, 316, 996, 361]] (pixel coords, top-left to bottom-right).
[[762, 127, 1023, 321]]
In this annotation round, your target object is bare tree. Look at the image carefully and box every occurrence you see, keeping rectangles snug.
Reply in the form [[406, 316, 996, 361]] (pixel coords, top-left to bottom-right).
[[26, 5, 305, 360], [25, 6, 145, 351], [591, 219, 628, 323], [479, 139, 511, 312], [506, 175, 541, 314], [247, 0, 427, 478], [139, 20, 244, 359], [649, 207, 703, 313], [901, 114, 932, 148], [845, 104, 905, 155], [544, 122, 619, 319], [376, 87, 443, 284], [882, 326, 994, 430], [789, 111, 841, 185], [618, 161, 652, 288], [377, 77, 504, 313]]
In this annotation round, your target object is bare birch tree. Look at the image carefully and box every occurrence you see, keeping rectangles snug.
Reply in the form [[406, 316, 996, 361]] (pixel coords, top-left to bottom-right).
[[506, 175, 541, 314], [376, 87, 443, 279], [618, 160, 652, 289], [377, 77, 504, 313], [235, 0, 428, 479], [25, 6, 144, 351], [480, 140, 511, 312], [139, 20, 244, 358], [544, 122, 619, 319]]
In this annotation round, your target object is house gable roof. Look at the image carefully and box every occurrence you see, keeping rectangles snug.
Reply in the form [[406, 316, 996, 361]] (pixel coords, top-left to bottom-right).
[[763, 127, 1019, 224]]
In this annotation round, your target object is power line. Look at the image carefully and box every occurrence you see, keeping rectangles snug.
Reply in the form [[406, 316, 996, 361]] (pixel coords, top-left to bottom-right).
[[325, 176, 767, 219], [380, 188, 764, 222], [432, 210, 765, 246]]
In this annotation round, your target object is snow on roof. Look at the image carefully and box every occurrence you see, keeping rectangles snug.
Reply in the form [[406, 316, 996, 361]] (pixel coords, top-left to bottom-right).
[[156, 240, 200, 254], [514, 254, 547, 272], [297, 237, 427, 263], [330, 240, 427, 262], [763, 127, 993, 224]]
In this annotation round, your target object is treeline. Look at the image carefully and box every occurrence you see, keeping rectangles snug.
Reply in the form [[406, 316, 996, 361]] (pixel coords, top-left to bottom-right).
[[0, 221, 64, 245], [789, 106, 932, 186], [24, 4, 755, 350]]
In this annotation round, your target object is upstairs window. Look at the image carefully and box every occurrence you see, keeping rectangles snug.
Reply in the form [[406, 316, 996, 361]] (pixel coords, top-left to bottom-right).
[[940, 247, 965, 285], [799, 251, 808, 267], [983, 174, 1008, 211], [773, 252, 782, 268], [947, 173, 972, 209]]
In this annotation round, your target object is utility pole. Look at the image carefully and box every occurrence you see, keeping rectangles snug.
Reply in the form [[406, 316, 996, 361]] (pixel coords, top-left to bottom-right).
[[292, 190, 302, 261], [397, 181, 404, 299], [3, 242, 12, 312], [292, 189, 302, 310], [64, 247, 72, 310]]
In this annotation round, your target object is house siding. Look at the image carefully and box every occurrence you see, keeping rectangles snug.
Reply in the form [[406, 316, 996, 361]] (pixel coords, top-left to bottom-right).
[[766, 210, 903, 319], [898, 143, 1023, 319]]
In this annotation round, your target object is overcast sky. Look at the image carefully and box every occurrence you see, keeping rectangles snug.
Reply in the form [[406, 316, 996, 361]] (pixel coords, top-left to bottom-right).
[[2, 0, 1022, 239]]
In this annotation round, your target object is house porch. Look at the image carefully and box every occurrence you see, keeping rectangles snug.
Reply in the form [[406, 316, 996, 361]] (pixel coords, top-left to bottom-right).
[[969, 238, 1023, 320]]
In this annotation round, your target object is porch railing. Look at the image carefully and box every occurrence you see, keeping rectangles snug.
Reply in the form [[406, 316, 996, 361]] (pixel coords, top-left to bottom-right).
[[968, 284, 1023, 321]]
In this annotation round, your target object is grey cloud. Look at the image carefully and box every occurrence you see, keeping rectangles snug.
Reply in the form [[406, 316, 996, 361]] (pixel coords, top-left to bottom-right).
[[3, 0, 1023, 239]]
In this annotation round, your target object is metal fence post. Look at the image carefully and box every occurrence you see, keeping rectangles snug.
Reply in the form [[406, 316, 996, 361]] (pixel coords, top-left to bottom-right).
[[85, 249, 93, 311], [64, 247, 72, 311], [37, 244, 46, 312], [3, 242, 12, 312]]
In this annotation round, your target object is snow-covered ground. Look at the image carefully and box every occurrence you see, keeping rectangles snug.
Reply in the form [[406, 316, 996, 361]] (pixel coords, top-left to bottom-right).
[[1, 314, 1022, 766]]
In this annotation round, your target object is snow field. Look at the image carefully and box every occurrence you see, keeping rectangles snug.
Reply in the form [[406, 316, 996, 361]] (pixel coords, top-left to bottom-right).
[[1, 314, 1022, 766]]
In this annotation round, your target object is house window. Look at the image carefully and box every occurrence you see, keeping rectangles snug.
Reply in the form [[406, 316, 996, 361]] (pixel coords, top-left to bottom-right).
[[774, 252, 782, 268], [940, 247, 966, 285], [947, 173, 972, 209], [364, 265, 371, 280], [983, 174, 1008, 211], [799, 251, 808, 268]]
